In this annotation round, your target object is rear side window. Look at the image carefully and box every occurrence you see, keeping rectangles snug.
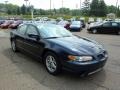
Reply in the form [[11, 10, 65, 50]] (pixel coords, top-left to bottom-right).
[[112, 23, 118, 27], [18, 25, 27, 35], [26, 25, 38, 36], [103, 22, 111, 27]]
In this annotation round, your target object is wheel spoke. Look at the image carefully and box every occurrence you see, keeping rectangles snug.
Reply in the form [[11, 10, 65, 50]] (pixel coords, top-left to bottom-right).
[[12, 41, 16, 51], [46, 55, 57, 72]]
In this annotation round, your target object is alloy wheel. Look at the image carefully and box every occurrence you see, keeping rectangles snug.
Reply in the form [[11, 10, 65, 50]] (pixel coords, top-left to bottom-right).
[[11, 40, 17, 52], [46, 55, 57, 73]]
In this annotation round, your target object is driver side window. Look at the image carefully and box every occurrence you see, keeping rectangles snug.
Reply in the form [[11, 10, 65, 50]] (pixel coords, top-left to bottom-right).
[[26, 25, 38, 36]]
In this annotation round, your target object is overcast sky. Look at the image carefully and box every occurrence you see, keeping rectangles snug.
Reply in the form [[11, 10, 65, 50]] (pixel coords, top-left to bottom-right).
[[0, 0, 119, 9]]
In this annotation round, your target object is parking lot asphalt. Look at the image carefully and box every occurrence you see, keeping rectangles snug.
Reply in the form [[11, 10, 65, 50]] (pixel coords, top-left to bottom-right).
[[0, 29, 120, 90]]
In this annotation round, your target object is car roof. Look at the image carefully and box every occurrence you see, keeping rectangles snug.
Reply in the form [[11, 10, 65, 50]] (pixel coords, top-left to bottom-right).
[[20, 22, 59, 28], [103, 21, 119, 23]]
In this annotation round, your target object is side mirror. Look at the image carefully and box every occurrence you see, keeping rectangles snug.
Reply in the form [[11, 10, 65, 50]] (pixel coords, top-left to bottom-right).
[[28, 34, 40, 40]]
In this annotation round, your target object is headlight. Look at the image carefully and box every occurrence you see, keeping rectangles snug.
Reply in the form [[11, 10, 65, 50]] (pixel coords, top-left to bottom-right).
[[68, 55, 93, 62]]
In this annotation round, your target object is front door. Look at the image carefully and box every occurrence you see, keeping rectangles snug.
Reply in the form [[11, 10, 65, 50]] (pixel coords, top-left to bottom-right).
[[24, 25, 41, 57], [111, 22, 119, 33], [102, 22, 112, 33]]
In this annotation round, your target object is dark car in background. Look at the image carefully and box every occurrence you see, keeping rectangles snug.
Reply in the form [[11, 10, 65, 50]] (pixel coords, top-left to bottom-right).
[[8, 20, 23, 29], [87, 21, 120, 35], [57, 21, 70, 30], [10, 23, 108, 75], [0, 20, 5, 25], [0, 20, 13, 29], [70, 21, 82, 31], [80, 20, 86, 28]]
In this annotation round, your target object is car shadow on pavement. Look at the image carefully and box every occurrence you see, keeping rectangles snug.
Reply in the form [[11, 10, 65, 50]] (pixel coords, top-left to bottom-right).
[[2, 48, 107, 90], [88, 32, 119, 36]]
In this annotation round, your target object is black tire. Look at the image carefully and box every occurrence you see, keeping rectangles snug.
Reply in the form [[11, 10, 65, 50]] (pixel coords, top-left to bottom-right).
[[11, 40, 18, 52], [43, 52, 61, 75]]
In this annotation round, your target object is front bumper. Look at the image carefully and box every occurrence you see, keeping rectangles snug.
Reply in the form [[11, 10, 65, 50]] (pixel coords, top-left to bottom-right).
[[70, 27, 81, 31], [62, 58, 107, 74]]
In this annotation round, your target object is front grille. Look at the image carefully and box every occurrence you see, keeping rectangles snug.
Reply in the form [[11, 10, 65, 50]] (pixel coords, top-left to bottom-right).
[[97, 54, 104, 60], [97, 51, 107, 60]]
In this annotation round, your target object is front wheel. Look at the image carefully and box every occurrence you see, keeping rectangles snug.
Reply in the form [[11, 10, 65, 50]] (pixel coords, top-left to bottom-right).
[[44, 52, 61, 75]]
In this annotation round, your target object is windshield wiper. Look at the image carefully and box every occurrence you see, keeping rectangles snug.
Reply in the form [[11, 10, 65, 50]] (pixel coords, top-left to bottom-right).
[[62, 35, 71, 37], [44, 37, 60, 39]]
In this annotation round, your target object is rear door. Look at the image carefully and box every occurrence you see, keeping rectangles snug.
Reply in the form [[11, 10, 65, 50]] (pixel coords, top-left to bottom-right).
[[16, 25, 27, 49]]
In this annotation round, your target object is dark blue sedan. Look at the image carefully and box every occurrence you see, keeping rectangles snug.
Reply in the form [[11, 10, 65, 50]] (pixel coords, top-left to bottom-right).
[[10, 23, 108, 75]]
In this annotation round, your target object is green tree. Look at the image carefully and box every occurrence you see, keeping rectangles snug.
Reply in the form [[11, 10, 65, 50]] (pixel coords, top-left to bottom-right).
[[90, 0, 107, 17], [90, 0, 99, 16], [116, 6, 120, 17], [82, 0, 90, 16], [17, 7, 21, 15], [21, 4, 26, 15], [71, 9, 80, 16], [107, 5, 117, 14], [98, 0, 107, 16], [59, 8, 70, 15], [38, 9, 46, 15], [6, 4, 18, 15]]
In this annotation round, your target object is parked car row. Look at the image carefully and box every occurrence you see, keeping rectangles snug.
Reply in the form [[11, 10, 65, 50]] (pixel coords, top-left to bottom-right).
[[0, 20, 23, 29], [69, 21, 82, 31], [87, 21, 120, 35], [0, 19, 85, 31], [57, 20, 86, 31], [57, 20, 70, 30], [2, 18, 119, 35], [29, 20, 86, 32]]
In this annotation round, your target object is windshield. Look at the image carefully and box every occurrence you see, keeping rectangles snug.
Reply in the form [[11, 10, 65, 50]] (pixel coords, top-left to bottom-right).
[[38, 25, 73, 38], [72, 21, 81, 25], [94, 22, 103, 26], [58, 21, 68, 25]]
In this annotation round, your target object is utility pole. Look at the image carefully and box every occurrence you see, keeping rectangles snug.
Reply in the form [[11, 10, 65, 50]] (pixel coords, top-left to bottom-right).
[[62, 0, 63, 8], [50, 0, 52, 15], [24, 0, 28, 6], [24, 0, 29, 14], [80, 0, 81, 15], [31, 6, 34, 20], [116, 0, 119, 7], [5, 0, 8, 18], [29, 2, 34, 20], [5, 1, 8, 5], [61, 0, 63, 15], [80, 0, 81, 9], [116, 0, 119, 16], [5, 1, 8, 14]]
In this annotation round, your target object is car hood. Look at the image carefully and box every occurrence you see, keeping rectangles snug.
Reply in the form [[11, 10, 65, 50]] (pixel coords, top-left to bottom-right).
[[70, 24, 81, 28], [47, 36, 104, 55]]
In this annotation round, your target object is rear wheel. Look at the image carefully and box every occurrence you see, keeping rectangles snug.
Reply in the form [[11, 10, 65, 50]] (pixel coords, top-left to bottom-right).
[[92, 29, 97, 34], [11, 40, 18, 52], [117, 31, 120, 35], [44, 52, 61, 75]]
